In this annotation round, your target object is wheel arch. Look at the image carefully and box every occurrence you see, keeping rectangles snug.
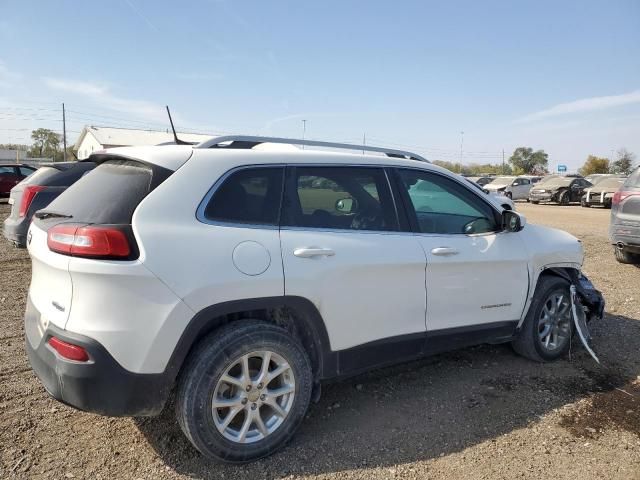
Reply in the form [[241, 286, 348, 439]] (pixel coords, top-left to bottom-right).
[[163, 296, 334, 389], [518, 265, 580, 329]]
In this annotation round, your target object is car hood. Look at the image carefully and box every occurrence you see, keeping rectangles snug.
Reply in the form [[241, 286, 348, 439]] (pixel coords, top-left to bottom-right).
[[485, 183, 509, 190], [521, 224, 583, 268]]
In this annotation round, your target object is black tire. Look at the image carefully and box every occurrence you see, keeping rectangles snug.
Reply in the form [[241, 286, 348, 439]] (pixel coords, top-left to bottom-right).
[[581, 199, 590, 208], [614, 245, 640, 264], [558, 191, 569, 206], [531, 200, 539, 205], [175, 320, 312, 463], [505, 191, 512, 199], [512, 276, 572, 362]]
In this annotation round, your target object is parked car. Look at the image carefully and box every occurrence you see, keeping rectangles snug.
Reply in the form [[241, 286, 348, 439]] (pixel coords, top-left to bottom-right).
[[0, 163, 37, 197], [529, 176, 592, 205], [581, 176, 626, 208], [484, 175, 534, 200], [610, 166, 640, 264], [464, 177, 515, 210], [25, 136, 604, 463], [3, 161, 95, 247], [466, 175, 494, 187]]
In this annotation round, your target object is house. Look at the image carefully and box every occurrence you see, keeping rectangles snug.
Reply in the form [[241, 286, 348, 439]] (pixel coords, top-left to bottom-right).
[[73, 126, 214, 159]]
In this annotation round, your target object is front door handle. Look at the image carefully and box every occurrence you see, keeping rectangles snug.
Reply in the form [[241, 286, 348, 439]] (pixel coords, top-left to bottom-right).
[[431, 247, 459, 256], [293, 247, 336, 258]]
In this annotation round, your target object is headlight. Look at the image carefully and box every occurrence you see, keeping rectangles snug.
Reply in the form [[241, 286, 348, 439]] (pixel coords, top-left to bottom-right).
[[537, 189, 546, 193]]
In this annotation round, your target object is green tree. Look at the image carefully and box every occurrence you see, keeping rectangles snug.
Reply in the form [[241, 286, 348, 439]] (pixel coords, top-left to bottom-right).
[[578, 155, 610, 176], [611, 148, 636, 175], [29, 128, 60, 158], [509, 147, 549, 174]]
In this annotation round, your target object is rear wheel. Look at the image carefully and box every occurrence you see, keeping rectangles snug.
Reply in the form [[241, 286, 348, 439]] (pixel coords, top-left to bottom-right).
[[512, 276, 572, 362], [175, 320, 312, 462], [614, 245, 640, 264]]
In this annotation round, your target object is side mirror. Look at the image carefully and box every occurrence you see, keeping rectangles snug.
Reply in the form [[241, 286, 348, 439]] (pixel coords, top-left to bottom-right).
[[335, 197, 356, 213], [502, 210, 526, 232]]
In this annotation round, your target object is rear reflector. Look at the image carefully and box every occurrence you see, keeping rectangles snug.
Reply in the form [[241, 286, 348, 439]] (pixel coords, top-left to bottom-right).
[[47, 224, 131, 258], [48, 336, 90, 362], [19, 185, 45, 217], [612, 191, 639, 206]]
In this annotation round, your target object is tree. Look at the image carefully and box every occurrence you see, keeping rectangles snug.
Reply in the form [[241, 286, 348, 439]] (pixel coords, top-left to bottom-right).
[[578, 155, 610, 176], [611, 148, 636, 175], [29, 128, 60, 158], [509, 147, 549, 174]]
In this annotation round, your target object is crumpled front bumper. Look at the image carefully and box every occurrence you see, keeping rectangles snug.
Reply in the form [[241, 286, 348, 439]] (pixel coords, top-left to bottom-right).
[[574, 274, 605, 322]]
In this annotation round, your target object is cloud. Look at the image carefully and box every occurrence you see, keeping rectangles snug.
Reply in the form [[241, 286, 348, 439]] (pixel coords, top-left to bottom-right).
[[518, 90, 640, 123], [43, 77, 168, 123]]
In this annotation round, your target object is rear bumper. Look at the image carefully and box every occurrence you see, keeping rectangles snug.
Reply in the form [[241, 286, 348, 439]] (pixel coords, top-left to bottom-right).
[[25, 296, 171, 416], [610, 223, 640, 253], [3, 212, 29, 246]]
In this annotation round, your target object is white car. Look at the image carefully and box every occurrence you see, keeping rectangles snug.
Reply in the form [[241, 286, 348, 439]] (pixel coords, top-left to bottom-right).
[[485, 175, 537, 200], [25, 136, 604, 462]]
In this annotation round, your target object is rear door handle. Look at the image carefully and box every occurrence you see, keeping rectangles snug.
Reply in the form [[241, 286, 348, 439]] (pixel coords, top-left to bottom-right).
[[431, 247, 459, 256], [293, 247, 335, 258]]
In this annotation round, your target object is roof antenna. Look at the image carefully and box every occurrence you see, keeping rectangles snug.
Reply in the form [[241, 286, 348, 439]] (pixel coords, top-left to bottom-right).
[[165, 106, 191, 145]]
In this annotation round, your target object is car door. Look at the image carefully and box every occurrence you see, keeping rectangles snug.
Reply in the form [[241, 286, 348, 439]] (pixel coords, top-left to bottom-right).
[[517, 178, 531, 199], [393, 168, 530, 337], [572, 179, 591, 202], [0, 166, 20, 194], [279, 165, 427, 371]]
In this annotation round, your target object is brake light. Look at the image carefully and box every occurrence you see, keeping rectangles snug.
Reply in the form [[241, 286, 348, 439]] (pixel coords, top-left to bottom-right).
[[612, 191, 639, 206], [48, 337, 90, 362], [19, 185, 45, 217], [47, 224, 130, 258]]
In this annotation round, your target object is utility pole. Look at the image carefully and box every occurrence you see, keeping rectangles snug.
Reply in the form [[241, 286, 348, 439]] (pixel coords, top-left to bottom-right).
[[459, 131, 464, 172], [62, 103, 67, 162], [301, 119, 307, 150], [502, 149, 505, 174]]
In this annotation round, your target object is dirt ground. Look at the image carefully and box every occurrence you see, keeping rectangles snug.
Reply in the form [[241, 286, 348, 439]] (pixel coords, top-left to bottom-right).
[[1, 200, 640, 480]]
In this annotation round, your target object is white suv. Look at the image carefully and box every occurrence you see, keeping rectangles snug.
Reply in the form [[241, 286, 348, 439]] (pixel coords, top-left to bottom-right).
[[24, 136, 604, 462]]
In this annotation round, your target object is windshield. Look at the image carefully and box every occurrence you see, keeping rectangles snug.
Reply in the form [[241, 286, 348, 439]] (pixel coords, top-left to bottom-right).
[[538, 177, 572, 188], [487, 176, 514, 185]]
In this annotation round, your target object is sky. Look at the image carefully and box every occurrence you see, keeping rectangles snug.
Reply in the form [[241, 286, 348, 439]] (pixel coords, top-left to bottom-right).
[[0, 0, 639, 171]]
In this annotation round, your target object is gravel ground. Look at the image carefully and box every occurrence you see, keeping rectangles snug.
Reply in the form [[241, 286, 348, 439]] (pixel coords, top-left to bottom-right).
[[1, 200, 639, 480]]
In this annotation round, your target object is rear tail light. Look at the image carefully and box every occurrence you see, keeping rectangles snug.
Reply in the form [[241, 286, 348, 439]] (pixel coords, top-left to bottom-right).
[[19, 185, 45, 217], [47, 224, 131, 258], [612, 191, 639, 206], [48, 336, 90, 362]]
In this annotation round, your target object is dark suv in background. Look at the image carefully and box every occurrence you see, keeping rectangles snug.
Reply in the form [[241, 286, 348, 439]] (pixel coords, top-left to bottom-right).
[[3, 161, 95, 247], [529, 176, 592, 205], [610, 166, 640, 264]]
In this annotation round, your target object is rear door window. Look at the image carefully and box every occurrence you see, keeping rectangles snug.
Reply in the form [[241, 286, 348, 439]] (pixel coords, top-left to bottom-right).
[[201, 167, 284, 225], [282, 166, 397, 231]]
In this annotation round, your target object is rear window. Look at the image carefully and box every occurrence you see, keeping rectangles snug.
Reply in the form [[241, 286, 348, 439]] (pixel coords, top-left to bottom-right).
[[43, 159, 170, 224], [625, 168, 640, 188]]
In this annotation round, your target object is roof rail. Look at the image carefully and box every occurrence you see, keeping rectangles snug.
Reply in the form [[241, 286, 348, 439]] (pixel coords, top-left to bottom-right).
[[194, 135, 429, 162]]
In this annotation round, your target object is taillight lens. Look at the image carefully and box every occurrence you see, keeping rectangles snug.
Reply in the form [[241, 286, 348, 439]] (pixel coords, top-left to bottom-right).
[[612, 191, 639, 206], [48, 336, 90, 362], [47, 224, 131, 258], [19, 185, 45, 217]]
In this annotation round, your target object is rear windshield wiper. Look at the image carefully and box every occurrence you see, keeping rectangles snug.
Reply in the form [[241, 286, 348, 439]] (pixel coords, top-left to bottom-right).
[[34, 211, 73, 220]]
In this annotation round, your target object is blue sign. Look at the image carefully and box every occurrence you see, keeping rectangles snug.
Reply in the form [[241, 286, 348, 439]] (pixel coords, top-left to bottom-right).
[[557, 164, 567, 172]]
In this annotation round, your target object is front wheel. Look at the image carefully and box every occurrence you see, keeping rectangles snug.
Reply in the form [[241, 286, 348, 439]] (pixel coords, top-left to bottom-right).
[[505, 191, 512, 199], [531, 200, 539, 204], [175, 320, 312, 462], [558, 191, 570, 206], [512, 276, 572, 362]]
